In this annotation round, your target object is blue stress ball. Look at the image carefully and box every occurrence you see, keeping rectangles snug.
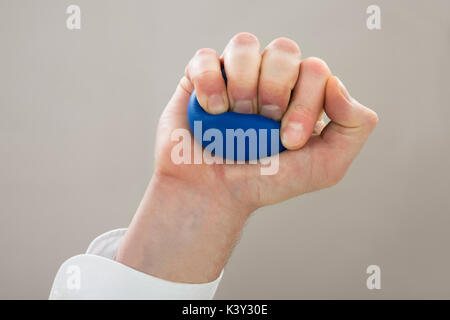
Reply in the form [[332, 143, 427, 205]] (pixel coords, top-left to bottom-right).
[[187, 71, 286, 161]]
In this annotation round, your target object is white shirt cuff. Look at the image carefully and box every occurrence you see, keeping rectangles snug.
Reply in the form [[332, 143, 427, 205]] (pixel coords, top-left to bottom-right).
[[49, 228, 223, 299]]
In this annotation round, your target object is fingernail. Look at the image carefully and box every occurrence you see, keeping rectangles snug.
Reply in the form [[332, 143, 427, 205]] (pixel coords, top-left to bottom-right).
[[260, 105, 282, 120], [336, 77, 353, 103], [208, 94, 226, 113], [281, 121, 303, 148], [233, 100, 253, 114]]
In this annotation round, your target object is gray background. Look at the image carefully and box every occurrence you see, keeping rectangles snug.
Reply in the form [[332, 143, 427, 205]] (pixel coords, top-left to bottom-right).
[[1, 0, 449, 299]]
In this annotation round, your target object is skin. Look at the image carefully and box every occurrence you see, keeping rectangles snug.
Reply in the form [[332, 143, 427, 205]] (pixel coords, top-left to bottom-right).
[[115, 33, 379, 283]]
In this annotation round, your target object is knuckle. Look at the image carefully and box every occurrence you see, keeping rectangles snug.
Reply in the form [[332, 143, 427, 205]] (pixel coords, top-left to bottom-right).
[[367, 109, 379, 127], [178, 76, 193, 94], [231, 32, 260, 47], [185, 57, 195, 78], [194, 48, 218, 58], [267, 37, 301, 56], [301, 57, 330, 76], [358, 105, 379, 129], [186, 49, 219, 79]]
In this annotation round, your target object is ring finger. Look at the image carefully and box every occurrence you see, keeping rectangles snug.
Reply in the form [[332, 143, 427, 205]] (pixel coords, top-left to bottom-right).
[[222, 32, 261, 114]]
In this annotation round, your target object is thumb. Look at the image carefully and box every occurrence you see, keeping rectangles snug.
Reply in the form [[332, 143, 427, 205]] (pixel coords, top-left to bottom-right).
[[296, 76, 379, 190], [321, 76, 379, 161]]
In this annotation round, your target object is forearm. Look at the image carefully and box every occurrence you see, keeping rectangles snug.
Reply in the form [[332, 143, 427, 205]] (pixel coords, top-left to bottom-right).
[[115, 172, 252, 283]]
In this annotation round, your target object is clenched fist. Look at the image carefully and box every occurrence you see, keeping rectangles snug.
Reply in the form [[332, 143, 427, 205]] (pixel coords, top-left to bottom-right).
[[116, 33, 378, 283]]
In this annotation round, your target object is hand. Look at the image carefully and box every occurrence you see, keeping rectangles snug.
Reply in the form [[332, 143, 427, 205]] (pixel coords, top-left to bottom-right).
[[116, 33, 378, 283], [157, 32, 378, 208]]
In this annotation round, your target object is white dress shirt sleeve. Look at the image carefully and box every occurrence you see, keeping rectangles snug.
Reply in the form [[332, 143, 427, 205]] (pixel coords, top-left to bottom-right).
[[49, 228, 223, 300]]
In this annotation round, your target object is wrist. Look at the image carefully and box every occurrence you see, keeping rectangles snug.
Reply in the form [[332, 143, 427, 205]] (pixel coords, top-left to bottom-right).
[[116, 171, 252, 283]]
